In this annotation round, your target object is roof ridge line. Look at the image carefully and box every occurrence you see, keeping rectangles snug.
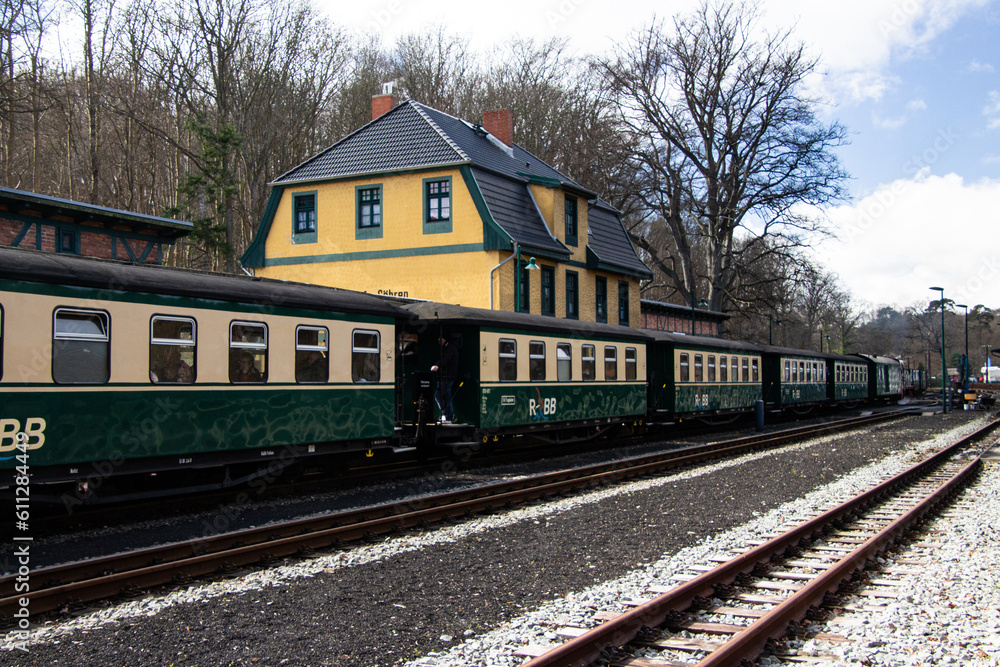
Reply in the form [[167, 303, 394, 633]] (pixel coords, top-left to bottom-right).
[[409, 101, 471, 162]]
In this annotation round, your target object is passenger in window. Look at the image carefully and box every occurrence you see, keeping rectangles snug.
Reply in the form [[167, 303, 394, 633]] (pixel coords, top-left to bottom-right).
[[430, 334, 459, 423], [231, 350, 262, 383], [151, 346, 192, 384], [296, 350, 328, 383]]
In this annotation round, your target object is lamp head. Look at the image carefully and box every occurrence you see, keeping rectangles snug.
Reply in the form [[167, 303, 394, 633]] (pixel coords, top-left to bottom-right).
[[525, 257, 539, 270], [929, 286, 944, 292]]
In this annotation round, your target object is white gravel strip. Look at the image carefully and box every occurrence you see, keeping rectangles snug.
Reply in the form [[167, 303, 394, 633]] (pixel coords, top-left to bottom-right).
[[0, 420, 931, 653], [402, 417, 999, 667]]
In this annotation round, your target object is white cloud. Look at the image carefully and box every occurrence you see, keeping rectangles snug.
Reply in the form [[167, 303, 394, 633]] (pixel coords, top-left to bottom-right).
[[986, 91, 1000, 130], [906, 99, 928, 111], [969, 59, 995, 73], [814, 172, 1000, 308]]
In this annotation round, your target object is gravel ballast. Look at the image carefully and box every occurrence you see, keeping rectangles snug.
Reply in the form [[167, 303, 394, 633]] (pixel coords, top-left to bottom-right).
[[2, 411, 997, 666]]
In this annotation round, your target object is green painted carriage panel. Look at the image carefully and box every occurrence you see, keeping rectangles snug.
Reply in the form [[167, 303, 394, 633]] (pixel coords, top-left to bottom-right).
[[674, 384, 762, 412], [834, 383, 867, 400], [479, 383, 645, 429], [0, 385, 394, 470], [779, 383, 827, 404]]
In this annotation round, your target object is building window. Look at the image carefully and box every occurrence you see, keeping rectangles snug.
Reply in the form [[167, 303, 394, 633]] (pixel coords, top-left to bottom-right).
[[694, 354, 703, 382], [595, 277, 607, 324], [296, 325, 329, 383], [58, 229, 78, 254], [149, 315, 196, 384], [356, 185, 382, 239], [53, 308, 110, 384], [618, 281, 629, 325], [499, 338, 517, 381], [625, 347, 637, 381], [352, 330, 380, 383], [679, 352, 689, 382], [423, 177, 452, 234], [564, 195, 577, 246], [541, 265, 555, 317], [557, 343, 572, 382], [518, 260, 531, 313], [293, 192, 317, 241], [582, 344, 596, 381], [604, 346, 617, 381], [565, 271, 578, 320], [229, 321, 267, 383], [529, 341, 546, 381]]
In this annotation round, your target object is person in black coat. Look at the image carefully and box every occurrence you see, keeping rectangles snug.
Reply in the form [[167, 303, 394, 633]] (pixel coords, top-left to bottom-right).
[[430, 335, 459, 423]]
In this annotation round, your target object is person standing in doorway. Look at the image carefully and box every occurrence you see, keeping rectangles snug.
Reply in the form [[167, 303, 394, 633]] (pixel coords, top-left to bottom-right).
[[431, 334, 459, 423]]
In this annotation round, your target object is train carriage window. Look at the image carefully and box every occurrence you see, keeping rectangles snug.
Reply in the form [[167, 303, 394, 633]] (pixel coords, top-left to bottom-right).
[[605, 346, 618, 381], [791, 360, 797, 383], [707, 355, 716, 382], [719, 356, 728, 382], [752, 358, 759, 383], [805, 363, 812, 383], [150, 316, 196, 384], [0, 305, 3, 381], [352, 330, 380, 383], [557, 343, 572, 382], [694, 354, 703, 382], [499, 339, 517, 382], [229, 321, 267, 383], [296, 326, 329, 383], [581, 344, 596, 381], [53, 308, 110, 384], [742, 357, 749, 383], [679, 353, 690, 382], [799, 361, 806, 383], [625, 347, 637, 381], [784, 360, 791, 382], [529, 341, 546, 381]]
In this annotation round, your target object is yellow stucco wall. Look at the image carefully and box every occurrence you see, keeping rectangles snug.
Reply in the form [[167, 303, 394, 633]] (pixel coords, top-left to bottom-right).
[[255, 171, 642, 325]]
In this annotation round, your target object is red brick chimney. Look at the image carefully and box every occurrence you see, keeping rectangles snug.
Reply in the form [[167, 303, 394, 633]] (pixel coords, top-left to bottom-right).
[[483, 109, 513, 147], [372, 92, 398, 120]]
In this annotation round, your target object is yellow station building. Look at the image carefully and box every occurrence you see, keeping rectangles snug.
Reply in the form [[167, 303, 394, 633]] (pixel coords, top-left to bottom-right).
[[241, 95, 652, 326]]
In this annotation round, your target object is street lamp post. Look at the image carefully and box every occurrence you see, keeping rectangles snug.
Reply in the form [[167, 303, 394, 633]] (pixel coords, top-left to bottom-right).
[[955, 303, 969, 395], [984, 344, 993, 383], [930, 286, 947, 413]]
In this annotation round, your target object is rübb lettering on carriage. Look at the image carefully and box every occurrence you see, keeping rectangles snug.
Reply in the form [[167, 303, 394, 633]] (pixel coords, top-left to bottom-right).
[[528, 397, 557, 417], [0, 419, 46, 452]]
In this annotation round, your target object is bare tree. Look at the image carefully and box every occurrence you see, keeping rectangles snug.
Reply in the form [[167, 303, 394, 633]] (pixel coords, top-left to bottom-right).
[[598, 0, 848, 313]]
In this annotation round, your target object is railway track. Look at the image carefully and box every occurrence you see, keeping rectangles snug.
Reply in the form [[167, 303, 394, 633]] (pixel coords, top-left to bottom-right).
[[0, 409, 915, 625], [514, 418, 999, 667]]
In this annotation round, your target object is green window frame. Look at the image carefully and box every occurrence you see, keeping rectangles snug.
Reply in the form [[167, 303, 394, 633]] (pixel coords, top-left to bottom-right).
[[423, 176, 452, 234], [518, 260, 531, 313], [595, 276, 607, 324], [565, 270, 579, 320], [618, 280, 630, 325], [58, 229, 78, 254], [292, 191, 317, 243], [541, 265, 555, 317], [564, 195, 578, 246], [356, 185, 383, 240]]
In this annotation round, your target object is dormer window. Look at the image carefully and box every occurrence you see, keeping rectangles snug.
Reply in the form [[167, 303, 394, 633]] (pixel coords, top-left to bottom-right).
[[564, 195, 578, 246]]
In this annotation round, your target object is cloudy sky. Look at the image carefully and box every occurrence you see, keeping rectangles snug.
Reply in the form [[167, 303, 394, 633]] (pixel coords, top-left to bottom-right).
[[320, 0, 999, 312]]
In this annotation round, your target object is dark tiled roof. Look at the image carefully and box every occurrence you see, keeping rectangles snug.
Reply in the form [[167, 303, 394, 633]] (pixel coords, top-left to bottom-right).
[[471, 168, 569, 258], [587, 199, 654, 279], [273, 102, 467, 184]]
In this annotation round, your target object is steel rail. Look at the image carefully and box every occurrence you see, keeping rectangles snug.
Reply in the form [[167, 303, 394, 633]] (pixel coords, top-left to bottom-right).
[[0, 411, 913, 622], [522, 418, 999, 667]]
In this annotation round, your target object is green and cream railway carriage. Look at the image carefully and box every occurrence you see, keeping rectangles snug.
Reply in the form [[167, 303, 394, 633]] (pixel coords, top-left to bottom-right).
[[0, 248, 406, 497], [646, 331, 764, 421], [399, 302, 651, 443], [761, 346, 832, 409], [857, 354, 904, 402], [831, 354, 869, 402]]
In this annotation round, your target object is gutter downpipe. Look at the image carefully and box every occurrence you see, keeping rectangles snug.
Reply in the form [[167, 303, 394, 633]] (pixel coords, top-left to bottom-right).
[[489, 243, 520, 311]]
